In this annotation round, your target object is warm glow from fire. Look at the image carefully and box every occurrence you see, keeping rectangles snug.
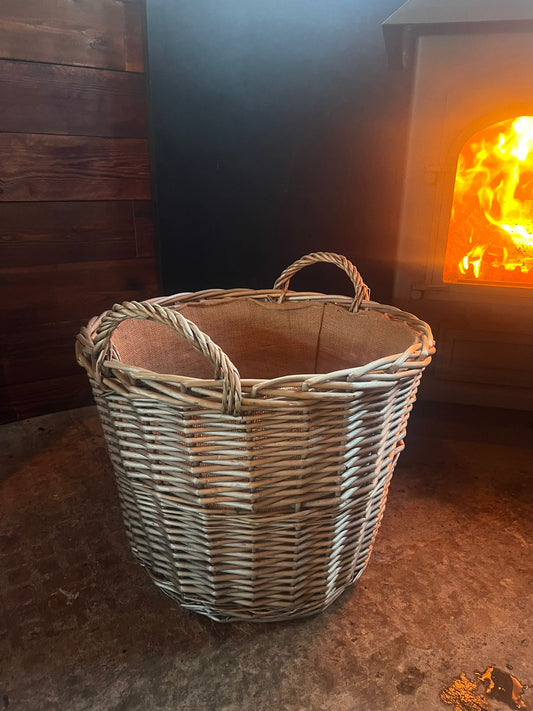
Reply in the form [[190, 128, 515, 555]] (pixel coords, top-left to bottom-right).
[[443, 116, 533, 287]]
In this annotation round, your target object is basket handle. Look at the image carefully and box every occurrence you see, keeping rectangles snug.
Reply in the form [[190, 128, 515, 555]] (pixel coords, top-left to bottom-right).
[[273, 252, 370, 312], [91, 300, 242, 417]]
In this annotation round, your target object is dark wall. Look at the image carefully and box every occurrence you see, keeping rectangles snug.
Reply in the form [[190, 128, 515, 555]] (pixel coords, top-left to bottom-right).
[[145, 0, 410, 300]]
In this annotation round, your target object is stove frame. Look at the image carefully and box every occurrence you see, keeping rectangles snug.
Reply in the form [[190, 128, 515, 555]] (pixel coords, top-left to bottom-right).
[[383, 1, 533, 409]]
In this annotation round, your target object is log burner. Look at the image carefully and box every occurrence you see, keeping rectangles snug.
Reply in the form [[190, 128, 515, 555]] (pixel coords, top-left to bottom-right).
[[383, 0, 533, 410]]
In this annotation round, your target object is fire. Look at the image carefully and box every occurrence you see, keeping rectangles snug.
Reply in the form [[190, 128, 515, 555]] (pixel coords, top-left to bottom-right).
[[443, 116, 533, 286]]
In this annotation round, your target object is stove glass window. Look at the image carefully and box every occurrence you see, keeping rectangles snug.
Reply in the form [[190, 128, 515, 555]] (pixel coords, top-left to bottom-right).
[[443, 116, 533, 287]]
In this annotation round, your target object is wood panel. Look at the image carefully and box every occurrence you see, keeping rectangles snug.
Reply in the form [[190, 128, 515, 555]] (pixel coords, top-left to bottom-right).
[[0, 0, 157, 422], [0, 0, 144, 71], [0, 320, 87, 387], [0, 258, 158, 333], [123, 1, 145, 73], [0, 134, 151, 202], [0, 60, 147, 138], [0, 201, 153, 267], [133, 200, 156, 257], [0, 374, 92, 425]]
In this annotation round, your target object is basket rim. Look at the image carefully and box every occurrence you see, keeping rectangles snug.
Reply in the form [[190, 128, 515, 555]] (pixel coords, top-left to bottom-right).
[[76, 287, 435, 411]]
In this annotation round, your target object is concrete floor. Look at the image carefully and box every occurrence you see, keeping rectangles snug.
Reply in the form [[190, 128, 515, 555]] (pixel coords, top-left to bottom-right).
[[0, 401, 532, 711]]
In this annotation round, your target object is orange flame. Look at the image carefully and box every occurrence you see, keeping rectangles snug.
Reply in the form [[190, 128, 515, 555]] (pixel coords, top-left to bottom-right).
[[443, 116, 533, 286]]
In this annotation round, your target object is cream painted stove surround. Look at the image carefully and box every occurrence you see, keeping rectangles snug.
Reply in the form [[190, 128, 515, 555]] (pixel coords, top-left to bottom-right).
[[383, 2, 533, 410]]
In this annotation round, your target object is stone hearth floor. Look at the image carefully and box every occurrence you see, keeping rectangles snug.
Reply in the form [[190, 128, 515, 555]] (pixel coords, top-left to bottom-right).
[[1, 402, 532, 711]]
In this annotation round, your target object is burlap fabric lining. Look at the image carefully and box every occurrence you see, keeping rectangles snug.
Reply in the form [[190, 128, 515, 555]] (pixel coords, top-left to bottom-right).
[[110, 298, 416, 380]]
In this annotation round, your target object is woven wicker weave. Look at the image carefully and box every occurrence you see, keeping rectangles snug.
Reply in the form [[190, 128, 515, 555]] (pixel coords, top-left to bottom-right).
[[76, 252, 435, 622]]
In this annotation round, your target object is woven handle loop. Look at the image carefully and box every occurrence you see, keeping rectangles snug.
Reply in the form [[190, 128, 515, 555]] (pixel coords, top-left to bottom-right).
[[92, 301, 242, 417], [273, 252, 370, 312]]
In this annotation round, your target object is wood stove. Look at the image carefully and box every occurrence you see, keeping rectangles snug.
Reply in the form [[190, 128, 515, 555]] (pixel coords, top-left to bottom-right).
[[383, 1, 533, 410]]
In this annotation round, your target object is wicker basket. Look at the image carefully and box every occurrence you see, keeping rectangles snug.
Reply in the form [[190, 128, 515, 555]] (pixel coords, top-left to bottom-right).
[[76, 252, 435, 622]]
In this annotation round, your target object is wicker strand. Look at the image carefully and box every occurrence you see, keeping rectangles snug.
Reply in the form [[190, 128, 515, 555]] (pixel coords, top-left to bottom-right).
[[273, 252, 370, 312], [89, 300, 242, 416]]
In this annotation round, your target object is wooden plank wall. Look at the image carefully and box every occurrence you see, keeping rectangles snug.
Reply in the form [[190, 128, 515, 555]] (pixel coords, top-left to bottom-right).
[[0, 0, 157, 423]]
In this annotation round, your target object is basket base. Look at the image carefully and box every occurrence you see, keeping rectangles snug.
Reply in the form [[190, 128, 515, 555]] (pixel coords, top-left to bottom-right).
[[140, 560, 365, 623]]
